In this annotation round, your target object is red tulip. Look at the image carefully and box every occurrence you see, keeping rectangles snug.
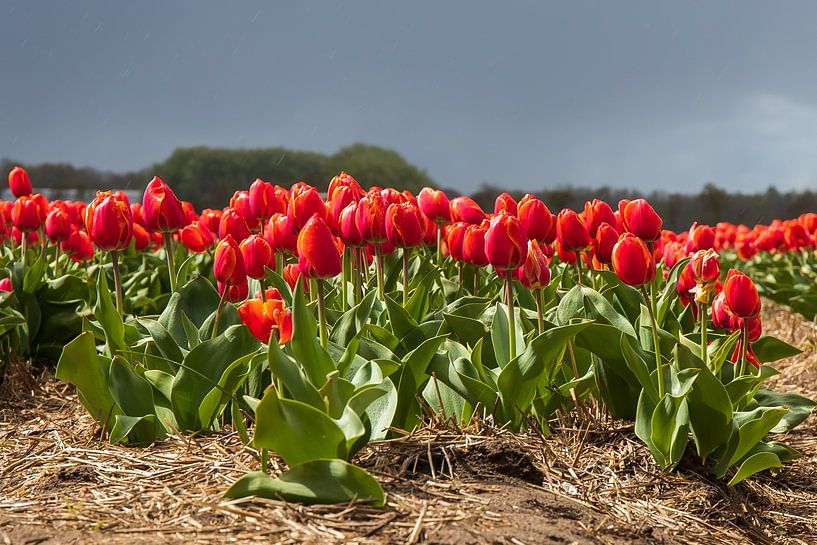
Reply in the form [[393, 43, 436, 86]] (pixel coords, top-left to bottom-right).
[[583, 199, 616, 238], [8, 166, 32, 198], [687, 223, 715, 253], [328, 172, 364, 202], [494, 193, 518, 216], [143, 176, 187, 233], [219, 208, 251, 242], [462, 222, 489, 266], [517, 194, 553, 243], [133, 223, 151, 251], [611, 233, 656, 286], [11, 196, 42, 232], [556, 209, 591, 252], [84, 191, 133, 252], [200, 208, 223, 234], [385, 202, 425, 248], [283, 263, 305, 292], [249, 179, 280, 220], [287, 182, 326, 231], [517, 240, 551, 289], [327, 185, 358, 234], [240, 234, 273, 279], [688, 249, 719, 283], [621, 199, 662, 241], [45, 206, 73, 243], [485, 214, 528, 270], [265, 213, 298, 254], [593, 222, 619, 265], [230, 191, 259, 231], [355, 191, 388, 244], [445, 222, 468, 262], [723, 269, 760, 318], [61, 230, 94, 262], [0, 278, 11, 292], [180, 221, 215, 253], [450, 196, 486, 225], [297, 216, 342, 279], [213, 235, 247, 287], [338, 202, 365, 247], [218, 279, 249, 303], [417, 188, 451, 224], [238, 295, 293, 344], [676, 266, 697, 308]]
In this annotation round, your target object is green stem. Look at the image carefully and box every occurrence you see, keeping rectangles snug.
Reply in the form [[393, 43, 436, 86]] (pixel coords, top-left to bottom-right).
[[457, 262, 464, 297], [575, 253, 584, 286], [164, 232, 177, 291], [353, 248, 362, 305], [436, 222, 442, 268], [54, 244, 61, 277], [21, 235, 28, 272], [402, 248, 410, 306], [505, 272, 516, 360], [473, 266, 479, 295], [374, 244, 384, 301], [699, 301, 709, 370], [535, 287, 544, 335], [642, 285, 665, 399], [316, 278, 328, 349], [111, 250, 124, 317], [341, 247, 349, 311], [212, 286, 229, 339], [738, 323, 748, 378]]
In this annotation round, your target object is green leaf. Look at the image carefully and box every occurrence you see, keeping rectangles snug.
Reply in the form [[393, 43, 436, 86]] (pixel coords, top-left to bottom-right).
[[253, 390, 347, 464], [109, 414, 158, 445], [752, 336, 801, 363], [384, 293, 419, 340], [224, 460, 384, 506], [268, 338, 324, 409], [290, 281, 335, 387], [620, 334, 659, 402], [727, 452, 782, 486], [752, 389, 815, 433], [94, 267, 126, 353], [138, 318, 184, 369], [650, 394, 690, 470], [159, 276, 220, 347]]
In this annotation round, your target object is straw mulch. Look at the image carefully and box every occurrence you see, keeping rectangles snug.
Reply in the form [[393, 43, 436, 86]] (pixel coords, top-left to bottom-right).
[[0, 302, 815, 544]]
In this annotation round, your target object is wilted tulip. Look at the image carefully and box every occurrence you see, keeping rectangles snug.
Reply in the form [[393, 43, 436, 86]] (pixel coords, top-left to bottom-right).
[[611, 233, 656, 286], [8, 166, 32, 198]]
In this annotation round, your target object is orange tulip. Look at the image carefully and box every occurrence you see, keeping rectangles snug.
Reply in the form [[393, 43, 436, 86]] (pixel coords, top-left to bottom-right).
[[297, 216, 342, 279], [238, 291, 293, 344], [287, 182, 326, 230], [180, 221, 215, 253]]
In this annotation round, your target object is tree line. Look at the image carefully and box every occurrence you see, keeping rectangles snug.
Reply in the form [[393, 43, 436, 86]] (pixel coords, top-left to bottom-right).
[[3, 144, 816, 231]]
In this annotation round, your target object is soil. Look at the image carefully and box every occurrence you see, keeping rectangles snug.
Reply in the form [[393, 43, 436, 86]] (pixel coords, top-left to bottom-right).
[[1, 301, 815, 544]]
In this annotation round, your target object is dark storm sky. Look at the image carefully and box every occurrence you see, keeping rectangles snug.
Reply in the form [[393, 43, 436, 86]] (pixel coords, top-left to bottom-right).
[[3, 1, 817, 193]]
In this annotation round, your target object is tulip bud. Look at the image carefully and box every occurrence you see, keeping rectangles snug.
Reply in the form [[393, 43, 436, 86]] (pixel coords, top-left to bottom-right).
[[328, 172, 364, 203], [687, 223, 715, 253], [240, 234, 273, 280], [385, 202, 425, 248], [287, 182, 326, 231], [84, 191, 133, 252], [45, 206, 74, 243], [180, 221, 215, 253], [450, 196, 486, 225], [11, 196, 42, 232], [445, 222, 468, 262], [593, 222, 619, 265], [200, 208, 222, 234], [485, 214, 528, 270], [219, 208, 251, 242], [611, 233, 656, 286], [213, 235, 247, 287], [297, 216, 342, 279], [583, 199, 617, 238], [621, 199, 662, 241], [283, 263, 305, 292], [494, 193, 518, 216], [723, 269, 760, 318], [517, 240, 551, 289], [339, 202, 365, 248], [517, 194, 553, 243], [556, 209, 591, 252], [143, 176, 187, 233], [355, 191, 388, 244], [249, 179, 279, 220], [265, 213, 298, 254], [8, 166, 32, 198], [711, 291, 731, 329], [462, 222, 489, 266], [417, 188, 450, 224]]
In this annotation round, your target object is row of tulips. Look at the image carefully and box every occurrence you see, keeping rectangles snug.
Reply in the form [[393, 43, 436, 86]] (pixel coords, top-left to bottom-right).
[[1, 166, 814, 506]]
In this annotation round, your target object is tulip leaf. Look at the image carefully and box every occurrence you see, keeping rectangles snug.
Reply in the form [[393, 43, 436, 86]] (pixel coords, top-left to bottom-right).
[[727, 452, 782, 486], [159, 276, 220, 347], [751, 389, 815, 434], [752, 336, 801, 363], [224, 460, 385, 506], [290, 280, 335, 387]]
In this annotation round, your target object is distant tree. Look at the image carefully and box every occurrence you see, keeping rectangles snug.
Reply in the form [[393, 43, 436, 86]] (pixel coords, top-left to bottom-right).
[[324, 144, 436, 194]]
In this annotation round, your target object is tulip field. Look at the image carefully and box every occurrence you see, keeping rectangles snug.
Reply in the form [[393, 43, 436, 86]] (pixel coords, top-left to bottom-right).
[[1, 166, 816, 543]]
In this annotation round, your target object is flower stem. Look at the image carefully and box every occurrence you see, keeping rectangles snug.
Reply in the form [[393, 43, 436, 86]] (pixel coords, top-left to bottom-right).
[[641, 285, 665, 399], [316, 278, 328, 349], [402, 248, 410, 306], [738, 323, 748, 378], [21, 235, 28, 272], [535, 287, 545, 335], [575, 254, 584, 286], [341, 247, 350, 311], [212, 286, 229, 340], [111, 250, 124, 317], [374, 244, 384, 301], [353, 248, 361, 305], [699, 301, 709, 370], [436, 222, 442, 268], [164, 232, 177, 292], [505, 272, 516, 360], [54, 244, 61, 277]]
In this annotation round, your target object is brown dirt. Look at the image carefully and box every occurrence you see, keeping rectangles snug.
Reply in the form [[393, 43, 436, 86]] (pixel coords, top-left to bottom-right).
[[0, 301, 815, 544]]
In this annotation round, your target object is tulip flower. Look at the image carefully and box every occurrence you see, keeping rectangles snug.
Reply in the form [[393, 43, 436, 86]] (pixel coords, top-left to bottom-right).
[[450, 196, 486, 225], [200, 208, 223, 234], [463, 222, 489, 267], [355, 192, 388, 299], [0, 277, 11, 292], [445, 222, 468, 263], [583, 199, 617, 238], [240, 234, 273, 280], [621, 199, 662, 242], [45, 206, 73, 244], [386, 201, 425, 304], [238, 291, 293, 344], [686, 223, 716, 253], [417, 187, 451, 265], [143, 176, 187, 291], [593, 222, 619, 266], [249, 179, 279, 225], [518, 240, 551, 334], [133, 223, 151, 252], [8, 166, 32, 198], [180, 221, 215, 253], [85, 191, 134, 315], [61, 230, 94, 263], [517, 194, 553, 243], [11, 196, 41, 233], [494, 193, 518, 216], [723, 269, 760, 319], [297, 215, 341, 347], [485, 213, 527, 359], [328, 171, 364, 203], [219, 208, 252, 242], [213, 235, 248, 337], [287, 182, 326, 231], [283, 263, 305, 293], [265, 213, 298, 255], [556, 209, 591, 253], [230, 191, 259, 231]]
